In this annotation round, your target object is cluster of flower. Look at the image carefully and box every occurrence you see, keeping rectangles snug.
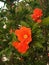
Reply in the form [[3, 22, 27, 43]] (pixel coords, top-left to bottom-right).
[[12, 26, 32, 54], [31, 8, 43, 23], [12, 8, 43, 54]]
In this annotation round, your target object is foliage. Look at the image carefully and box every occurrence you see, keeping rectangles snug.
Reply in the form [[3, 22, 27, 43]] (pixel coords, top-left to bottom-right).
[[0, 0, 49, 65]]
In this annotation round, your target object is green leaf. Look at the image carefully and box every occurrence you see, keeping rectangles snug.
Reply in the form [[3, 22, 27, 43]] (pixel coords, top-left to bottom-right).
[[0, 48, 9, 56], [42, 17, 49, 25], [20, 21, 30, 27], [11, 32, 17, 41], [32, 23, 40, 33], [34, 42, 43, 48]]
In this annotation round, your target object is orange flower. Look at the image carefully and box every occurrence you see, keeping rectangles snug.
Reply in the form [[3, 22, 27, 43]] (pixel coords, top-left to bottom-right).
[[12, 41, 19, 49], [15, 26, 32, 44], [12, 41, 29, 54], [33, 8, 43, 17], [37, 19, 42, 23], [31, 8, 43, 23]]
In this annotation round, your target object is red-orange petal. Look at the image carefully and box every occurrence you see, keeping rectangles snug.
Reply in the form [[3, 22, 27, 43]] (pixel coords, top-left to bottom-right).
[[15, 26, 32, 44], [12, 41, 19, 49], [17, 41, 29, 54]]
